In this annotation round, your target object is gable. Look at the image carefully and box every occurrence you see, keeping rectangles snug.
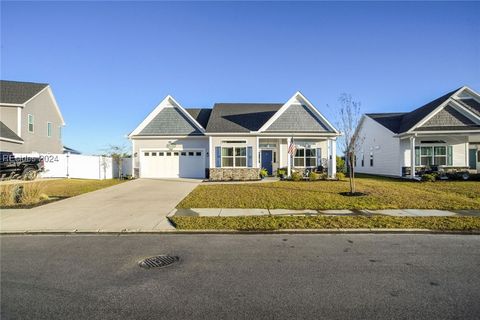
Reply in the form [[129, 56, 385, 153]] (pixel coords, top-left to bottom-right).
[[138, 107, 203, 136], [266, 103, 329, 132], [415, 104, 479, 131]]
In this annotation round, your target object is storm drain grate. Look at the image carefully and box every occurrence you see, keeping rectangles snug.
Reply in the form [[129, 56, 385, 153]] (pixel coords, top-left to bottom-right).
[[139, 255, 179, 269]]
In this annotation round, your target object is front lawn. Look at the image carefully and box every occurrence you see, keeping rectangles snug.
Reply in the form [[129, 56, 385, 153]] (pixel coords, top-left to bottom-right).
[[177, 176, 480, 210], [0, 179, 126, 208], [170, 216, 480, 231]]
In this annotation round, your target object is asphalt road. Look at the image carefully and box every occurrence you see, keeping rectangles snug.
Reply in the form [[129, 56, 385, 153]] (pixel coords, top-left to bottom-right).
[[1, 234, 479, 320]]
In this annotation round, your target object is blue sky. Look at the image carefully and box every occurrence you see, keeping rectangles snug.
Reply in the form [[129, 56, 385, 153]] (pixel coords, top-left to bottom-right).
[[2, 1, 479, 154]]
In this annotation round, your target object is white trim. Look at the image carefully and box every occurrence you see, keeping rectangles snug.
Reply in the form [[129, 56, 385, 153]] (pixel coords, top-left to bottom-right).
[[45, 87, 66, 126], [397, 130, 480, 138], [452, 86, 480, 102], [128, 95, 205, 137], [0, 103, 23, 107], [448, 99, 480, 123], [17, 107, 21, 137], [206, 132, 339, 137], [258, 91, 340, 134], [0, 137, 24, 144]]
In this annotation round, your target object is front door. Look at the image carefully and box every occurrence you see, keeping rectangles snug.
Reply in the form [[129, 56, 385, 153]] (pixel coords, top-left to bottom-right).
[[261, 150, 273, 175]]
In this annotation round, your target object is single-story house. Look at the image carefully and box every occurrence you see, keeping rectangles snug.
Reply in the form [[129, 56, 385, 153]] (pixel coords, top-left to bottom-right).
[[0, 80, 65, 154], [128, 92, 340, 180], [354, 86, 480, 178]]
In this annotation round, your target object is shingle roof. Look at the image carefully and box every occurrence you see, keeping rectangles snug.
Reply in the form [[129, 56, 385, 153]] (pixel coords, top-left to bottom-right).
[[459, 98, 480, 117], [138, 107, 203, 136], [0, 121, 23, 142], [0, 80, 49, 104], [365, 113, 407, 134], [367, 88, 465, 134], [397, 88, 461, 133], [205, 103, 283, 133], [186, 108, 212, 129]]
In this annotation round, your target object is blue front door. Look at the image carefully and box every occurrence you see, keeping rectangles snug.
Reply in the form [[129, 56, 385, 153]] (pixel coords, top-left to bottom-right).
[[261, 150, 273, 175]]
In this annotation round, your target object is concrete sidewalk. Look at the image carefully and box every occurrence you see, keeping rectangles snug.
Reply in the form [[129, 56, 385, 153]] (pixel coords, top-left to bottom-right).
[[172, 208, 480, 217]]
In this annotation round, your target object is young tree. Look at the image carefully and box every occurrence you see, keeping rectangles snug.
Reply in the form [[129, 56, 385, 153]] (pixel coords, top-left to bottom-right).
[[102, 144, 130, 179], [336, 93, 362, 194]]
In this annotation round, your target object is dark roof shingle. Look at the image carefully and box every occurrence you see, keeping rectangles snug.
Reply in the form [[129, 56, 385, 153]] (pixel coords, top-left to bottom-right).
[[0, 121, 23, 142], [0, 80, 49, 104], [367, 87, 469, 134], [205, 103, 283, 133], [186, 108, 212, 129]]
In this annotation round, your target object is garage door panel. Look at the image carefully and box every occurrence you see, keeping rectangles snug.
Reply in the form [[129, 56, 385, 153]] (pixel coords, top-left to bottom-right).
[[140, 150, 205, 178]]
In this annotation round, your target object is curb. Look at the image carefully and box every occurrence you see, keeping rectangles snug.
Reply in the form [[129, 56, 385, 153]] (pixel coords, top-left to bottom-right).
[[1, 228, 480, 235]]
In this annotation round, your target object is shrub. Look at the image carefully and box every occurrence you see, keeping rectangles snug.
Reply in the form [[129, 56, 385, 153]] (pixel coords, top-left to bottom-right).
[[277, 168, 286, 177], [336, 156, 346, 173], [0, 184, 16, 207], [259, 168, 268, 178], [422, 173, 437, 182], [309, 172, 319, 181], [318, 173, 328, 180], [291, 171, 302, 181], [336, 172, 346, 180], [20, 182, 47, 204]]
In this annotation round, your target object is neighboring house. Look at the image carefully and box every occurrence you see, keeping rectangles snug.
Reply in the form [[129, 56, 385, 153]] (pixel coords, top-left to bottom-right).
[[63, 146, 81, 155], [129, 92, 340, 180], [354, 86, 480, 178], [0, 80, 65, 154]]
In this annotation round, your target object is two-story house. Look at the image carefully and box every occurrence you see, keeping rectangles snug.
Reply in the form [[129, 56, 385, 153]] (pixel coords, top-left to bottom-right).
[[0, 80, 65, 154]]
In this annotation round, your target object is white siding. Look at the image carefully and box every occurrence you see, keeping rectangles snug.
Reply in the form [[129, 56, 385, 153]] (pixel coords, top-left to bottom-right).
[[355, 116, 401, 176]]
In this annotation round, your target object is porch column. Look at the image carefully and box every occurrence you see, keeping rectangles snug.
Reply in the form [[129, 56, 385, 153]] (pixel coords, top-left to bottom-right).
[[330, 139, 337, 178], [287, 137, 292, 177], [327, 138, 332, 177], [410, 136, 416, 179]]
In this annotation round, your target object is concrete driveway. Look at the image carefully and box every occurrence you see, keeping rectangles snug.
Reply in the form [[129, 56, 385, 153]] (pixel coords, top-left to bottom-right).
[[0, 179, 201, 232]]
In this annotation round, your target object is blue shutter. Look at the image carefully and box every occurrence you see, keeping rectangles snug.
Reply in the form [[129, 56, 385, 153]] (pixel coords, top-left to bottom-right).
[[247, 146, 253, 167], [447, 146, 453, 166], [215, 146, 221, 168], [316, 148, 321, 168]]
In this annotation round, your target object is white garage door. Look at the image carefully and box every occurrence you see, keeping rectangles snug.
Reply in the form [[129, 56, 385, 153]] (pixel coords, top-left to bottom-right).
[[140, 150, 205, 178]]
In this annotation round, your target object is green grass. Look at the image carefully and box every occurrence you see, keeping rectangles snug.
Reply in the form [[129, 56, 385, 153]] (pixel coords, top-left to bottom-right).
[[177, 176, 480, 210], [0, 179, 125, 208], [170, 216, 480, 231]]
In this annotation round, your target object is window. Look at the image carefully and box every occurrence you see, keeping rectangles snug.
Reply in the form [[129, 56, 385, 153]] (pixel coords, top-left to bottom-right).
[[28, 114, 34, 133], [294, 148, 317, 168], [181, 152, 186, 156], [370, 153, 373, 166], [151, 152, 157, 156], [196, 152, 201, 156], [47, 122, 52, 137], [159, 152, 164, 156], [174, 152, 179, 156], [221, 147, 246, 167], [144, 152, 150, 156], [166, 152, 171, 156], [188, 152, 194, 156], [273, 152, 276, 163], [416, 146, 447, 166]]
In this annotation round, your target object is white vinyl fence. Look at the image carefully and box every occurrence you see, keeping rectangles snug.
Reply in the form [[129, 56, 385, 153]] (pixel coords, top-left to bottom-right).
[[13, 153, 132, 180]]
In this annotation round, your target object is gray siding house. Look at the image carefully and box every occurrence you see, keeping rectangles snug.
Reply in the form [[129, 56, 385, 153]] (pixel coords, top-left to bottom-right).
[[354, 86, 480, 178], [0, 80, 65, 154], [129, 92, 340, 180]]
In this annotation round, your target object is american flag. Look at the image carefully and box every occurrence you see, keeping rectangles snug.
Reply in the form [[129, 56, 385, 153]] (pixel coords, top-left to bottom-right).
[[288, 140, 297, 155]]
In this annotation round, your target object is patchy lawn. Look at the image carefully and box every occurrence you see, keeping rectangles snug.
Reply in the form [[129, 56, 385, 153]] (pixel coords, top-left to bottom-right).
[[177, 176, 480, 210], [0, 179, 126, 208], [170, 216, 480, 231]]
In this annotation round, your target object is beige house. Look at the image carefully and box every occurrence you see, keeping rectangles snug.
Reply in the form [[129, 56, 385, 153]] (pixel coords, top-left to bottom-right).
[[0, 80, 65, 154]]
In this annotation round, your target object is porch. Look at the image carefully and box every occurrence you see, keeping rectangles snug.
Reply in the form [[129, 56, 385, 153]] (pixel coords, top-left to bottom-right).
[[401, 133, 480, 178]]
